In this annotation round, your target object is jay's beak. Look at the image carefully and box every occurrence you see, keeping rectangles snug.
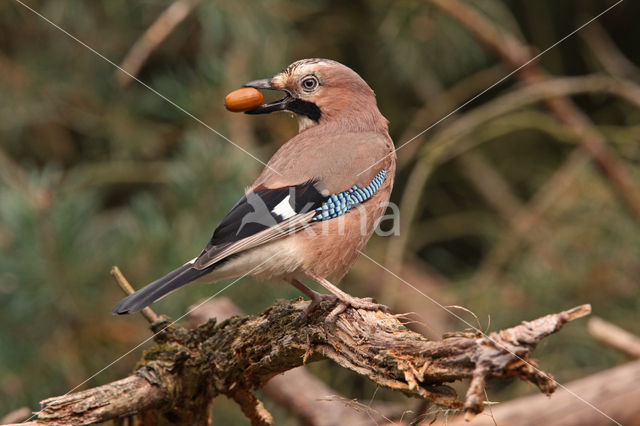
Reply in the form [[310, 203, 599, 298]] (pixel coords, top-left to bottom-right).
[[242, 78, 293, 115]]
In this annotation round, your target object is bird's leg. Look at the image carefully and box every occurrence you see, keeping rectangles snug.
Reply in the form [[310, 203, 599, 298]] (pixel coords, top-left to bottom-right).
[[289, 279, 337, 321], [307, 274, 390, 323]]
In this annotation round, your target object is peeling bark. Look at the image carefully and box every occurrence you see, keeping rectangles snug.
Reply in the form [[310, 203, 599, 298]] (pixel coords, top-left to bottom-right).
[[18, 300, 590, 425]]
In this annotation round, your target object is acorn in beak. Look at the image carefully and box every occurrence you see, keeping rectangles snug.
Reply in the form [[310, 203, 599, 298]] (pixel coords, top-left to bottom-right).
[[242, 79, 293, 115]]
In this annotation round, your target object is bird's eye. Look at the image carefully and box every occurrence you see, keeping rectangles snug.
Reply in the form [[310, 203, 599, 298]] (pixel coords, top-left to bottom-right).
[[301, 75, 319, 92]]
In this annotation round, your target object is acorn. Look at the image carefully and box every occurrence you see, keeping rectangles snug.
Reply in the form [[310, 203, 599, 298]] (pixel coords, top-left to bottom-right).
[[224, 88, 263, 112]]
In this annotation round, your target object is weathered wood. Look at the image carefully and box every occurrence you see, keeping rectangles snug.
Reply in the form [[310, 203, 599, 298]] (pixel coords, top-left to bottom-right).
[[38, 375, 168, 425], [19, 300, 590, 425], [191, 298, 384, 426], [430, 359, 640, 426]]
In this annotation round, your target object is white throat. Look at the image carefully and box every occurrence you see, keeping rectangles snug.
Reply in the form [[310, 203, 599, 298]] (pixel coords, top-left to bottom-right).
[[295, 114, 316, 132]]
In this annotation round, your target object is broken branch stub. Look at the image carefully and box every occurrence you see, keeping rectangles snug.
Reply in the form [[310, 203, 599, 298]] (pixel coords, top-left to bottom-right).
[[31, 301, 590, 425]]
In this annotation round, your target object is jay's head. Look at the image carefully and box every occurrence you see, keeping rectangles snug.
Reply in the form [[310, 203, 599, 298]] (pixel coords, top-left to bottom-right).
[[244, 58, 387, 133]]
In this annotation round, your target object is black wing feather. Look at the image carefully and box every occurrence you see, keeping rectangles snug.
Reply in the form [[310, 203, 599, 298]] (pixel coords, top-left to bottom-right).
[[205, 180, 326, 248], [112, 181, 327, 314]]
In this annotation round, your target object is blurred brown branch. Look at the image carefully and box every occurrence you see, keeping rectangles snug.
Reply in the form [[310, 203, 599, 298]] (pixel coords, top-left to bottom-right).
[[0, 407, 31, 424], [473, 147, 590, 285], [390, 74, 640, 285], [14, 300, 590, 425], [115, 0, 202, 87], [395, 63, 508, 170], [588, 317, 640, 359], [581, 21, 640, 80], [429, 0, 640, 221]]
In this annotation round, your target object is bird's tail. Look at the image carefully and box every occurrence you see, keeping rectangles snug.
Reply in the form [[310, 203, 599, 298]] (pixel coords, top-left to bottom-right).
[[111, 263, 206, 315]]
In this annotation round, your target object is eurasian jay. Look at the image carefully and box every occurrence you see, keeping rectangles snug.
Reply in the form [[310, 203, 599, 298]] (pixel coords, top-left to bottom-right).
[[112, 58, 396, 319]]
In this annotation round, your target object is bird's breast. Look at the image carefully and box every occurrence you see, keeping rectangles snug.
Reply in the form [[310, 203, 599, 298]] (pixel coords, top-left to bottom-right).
[[295, 181, 392, 281], [197, 237, 304, 283]]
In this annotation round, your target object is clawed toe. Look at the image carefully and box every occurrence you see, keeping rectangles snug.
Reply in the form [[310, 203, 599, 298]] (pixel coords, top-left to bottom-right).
[[324, 296, 390, 325], [342, 295, 390, 312], [290, 277, 390, 326], [325, 302, 348, 324], [297, 293, 338, 322]]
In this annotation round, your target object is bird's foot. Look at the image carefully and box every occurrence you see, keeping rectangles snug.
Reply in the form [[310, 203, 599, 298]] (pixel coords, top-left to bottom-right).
[[290, 277, 390, 325], [297, 291, 338, 322], [325, 295, 390, 324]]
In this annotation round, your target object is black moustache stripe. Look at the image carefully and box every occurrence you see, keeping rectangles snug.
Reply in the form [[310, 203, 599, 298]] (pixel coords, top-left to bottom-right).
[[286, 99, 322, 122]]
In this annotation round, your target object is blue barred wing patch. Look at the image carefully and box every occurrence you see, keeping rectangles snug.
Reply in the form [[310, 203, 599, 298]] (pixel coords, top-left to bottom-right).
[[312, 169, 387, 221]]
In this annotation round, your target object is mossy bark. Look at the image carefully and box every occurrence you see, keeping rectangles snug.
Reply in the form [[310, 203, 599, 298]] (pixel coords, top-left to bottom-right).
[[31, 300, 589, 425]]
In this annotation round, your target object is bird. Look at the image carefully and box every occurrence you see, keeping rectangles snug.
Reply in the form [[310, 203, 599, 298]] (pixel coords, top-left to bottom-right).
[[112, 58, 396, 320]]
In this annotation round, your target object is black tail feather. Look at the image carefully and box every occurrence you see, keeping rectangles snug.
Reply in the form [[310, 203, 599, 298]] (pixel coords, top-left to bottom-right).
[[111, 263, 206, 315]]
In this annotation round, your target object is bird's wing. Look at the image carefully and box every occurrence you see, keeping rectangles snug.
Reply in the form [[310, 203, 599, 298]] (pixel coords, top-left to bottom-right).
[[111, 183, 323, 314], [192, 168, 388, 271], [192, 181, 324, 270]]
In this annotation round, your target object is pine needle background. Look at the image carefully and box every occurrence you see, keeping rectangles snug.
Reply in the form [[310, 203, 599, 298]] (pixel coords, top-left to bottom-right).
[[1, 1, 639, 423]]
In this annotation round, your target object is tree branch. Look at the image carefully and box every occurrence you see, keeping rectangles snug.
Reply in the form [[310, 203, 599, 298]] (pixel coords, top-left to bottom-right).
[[189, 298, 387, 425], [588, 317, 640, 359], [115, 0, 202, 87], [429, 0, 640, 221], [430, 359, 640, 426], [19, 301, 590, 425]]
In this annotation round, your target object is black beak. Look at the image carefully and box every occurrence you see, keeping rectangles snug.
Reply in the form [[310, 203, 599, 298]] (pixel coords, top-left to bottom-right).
[[242, 78, 293, 115]]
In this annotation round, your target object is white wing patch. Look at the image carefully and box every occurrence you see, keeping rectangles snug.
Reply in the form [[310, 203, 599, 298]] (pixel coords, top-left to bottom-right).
[[271, 195, 297, 219]]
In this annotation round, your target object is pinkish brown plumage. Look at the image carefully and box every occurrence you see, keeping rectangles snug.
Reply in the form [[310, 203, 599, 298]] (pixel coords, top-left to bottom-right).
[[113, 59, 396, 320]]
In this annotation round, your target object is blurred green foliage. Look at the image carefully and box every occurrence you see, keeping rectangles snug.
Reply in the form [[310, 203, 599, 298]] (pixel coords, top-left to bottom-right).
[[1, 0, 639, 423]]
